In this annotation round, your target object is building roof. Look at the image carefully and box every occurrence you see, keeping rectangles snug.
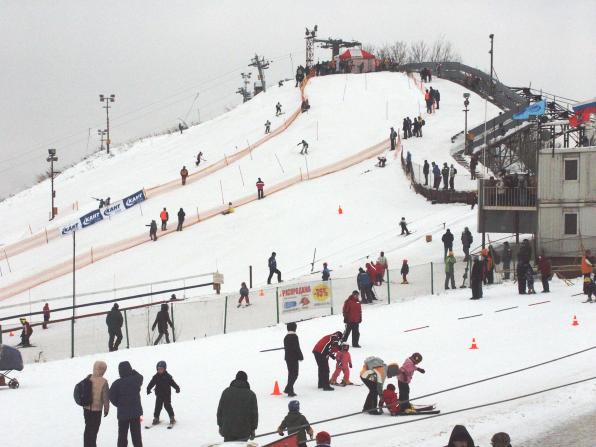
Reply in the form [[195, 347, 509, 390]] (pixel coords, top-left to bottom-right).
[[338, 48, 375, 60]]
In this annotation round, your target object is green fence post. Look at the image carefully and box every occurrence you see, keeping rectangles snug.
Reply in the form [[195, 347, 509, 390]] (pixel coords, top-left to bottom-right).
[[386, 269, 391, 304], [223, 296, 228, 334], [171, 302, 176, 343], [430, 262, 434, 295], [276, 288, 280, 324], [124, 309, 130, 349]]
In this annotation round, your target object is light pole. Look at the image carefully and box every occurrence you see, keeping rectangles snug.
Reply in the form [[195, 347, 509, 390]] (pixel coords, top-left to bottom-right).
[[46, 148, 58, 220], [99, 94, 115, 154], [463, 93, 470, 155], [97, 129, 107, 151]]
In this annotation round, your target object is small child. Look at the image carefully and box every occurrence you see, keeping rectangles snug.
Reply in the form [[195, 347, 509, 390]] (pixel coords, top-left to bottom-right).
[[147, 361, 180, 426], [381, 383, 399, 415], [330, 343, 352, 385], [401, 259, 409, 284], [277, 400, 313, 447], [526, 264, 536, 294], [238, 282, 250, 308]]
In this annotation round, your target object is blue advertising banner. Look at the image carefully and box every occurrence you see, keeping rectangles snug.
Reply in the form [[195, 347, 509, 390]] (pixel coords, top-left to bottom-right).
[[79, 209, 104, 228], [122, 190, 146, 209], [60, 221, 81, 236], [513, 100, 546, 120]]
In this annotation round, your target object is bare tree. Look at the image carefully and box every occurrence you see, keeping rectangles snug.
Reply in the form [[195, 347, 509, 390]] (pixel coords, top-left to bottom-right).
[[429, 36, 461, 62], [408, 40, 429, 63], [389, 41, 409, 66]]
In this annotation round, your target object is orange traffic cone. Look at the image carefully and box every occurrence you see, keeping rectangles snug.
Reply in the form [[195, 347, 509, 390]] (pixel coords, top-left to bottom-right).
[[271, 380, 282, 396], [572, 315, 579, 326], [338, 206, 343, 215], [9, 331, 14, 337], [259, 289, 265, 297], [469, 338, 479, 350]]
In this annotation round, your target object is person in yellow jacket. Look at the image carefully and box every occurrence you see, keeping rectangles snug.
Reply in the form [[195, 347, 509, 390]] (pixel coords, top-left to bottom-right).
[[222, 202, 235, 215], [359, 356, 399, 415]]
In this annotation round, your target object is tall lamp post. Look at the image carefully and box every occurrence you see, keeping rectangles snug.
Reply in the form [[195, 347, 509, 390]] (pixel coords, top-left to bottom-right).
[[97, 129, 107, 151], [99, 94, 115, 154], [463, 93, 470, 155], [488, 34, 494, 97], [46, 148, 58, 220]]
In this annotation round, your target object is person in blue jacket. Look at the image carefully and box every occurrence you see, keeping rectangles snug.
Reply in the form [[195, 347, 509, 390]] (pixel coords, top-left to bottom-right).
[[109, 361, 143, 447], [357, 268, 372, 304]]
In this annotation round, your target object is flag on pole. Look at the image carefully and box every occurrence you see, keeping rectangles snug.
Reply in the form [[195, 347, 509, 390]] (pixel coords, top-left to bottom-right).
[[569, 97, 596, 127]]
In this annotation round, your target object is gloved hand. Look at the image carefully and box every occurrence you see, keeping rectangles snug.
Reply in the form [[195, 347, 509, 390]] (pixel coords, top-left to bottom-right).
[[146, 389, 151, 395], [417, 368, 426, 374], [176, 389, 180, 393], [349, 363, 353, 368], [250, 430, 256, 440], [103, 409, 109, 417]]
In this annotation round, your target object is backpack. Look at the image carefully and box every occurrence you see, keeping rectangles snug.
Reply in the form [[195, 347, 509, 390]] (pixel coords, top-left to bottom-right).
[[73, 375, 93, 406]]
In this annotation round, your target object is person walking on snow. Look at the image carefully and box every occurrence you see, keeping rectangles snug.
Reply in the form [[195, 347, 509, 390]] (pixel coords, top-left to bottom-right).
[[106, 303, 123, 352], [423, 160, 430, 186], [283, 322, 304, 397], [109, 361, 143, 447], [449, 164, 457, 190], [256, 178, 265, 199], [433, 89, 441, 109], [390, 127, 398, 151], [322, 262, 331, 281], [277, 400, 314, 447], [275, 102, 282, 116], [147, 360, 180, 426], [312, 331, 343, 391], [264, 120, 271, 134], [442, 229, 454, 259], [397, 352, 425, 413], [445, 251, 456, 289], [160, 208, 169, 231], [152, 303, 174, 345], [399, 217, 410, 235], [147, 220, 158, 241], [217, 371, 258, 442], [360, 356, 399, 414], [342, 291, 362, 348], [538, 255, 552, 293], [176, 208, 185, 231], [401, 259, 410, 284], [267, 252, 282, 284], [461, 227, 473, 262], [180, 166, 189, 185], [330, 344, 353, 385], [298, 140, 309, 155], [82, 360, 110, 447], [195, 151, 204, 167], [238, 282, 250, 307], [42, 303, 50, 329]]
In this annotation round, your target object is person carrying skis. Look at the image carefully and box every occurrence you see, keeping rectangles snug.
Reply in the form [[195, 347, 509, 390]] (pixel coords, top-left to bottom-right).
[[470, 257, 483, 299], [357, 268, 372, 304], [389, 127, 398, 151], [445, 251, 456, 290], [19, 318, 33, 347], [277, 400, 314, 447], [298, 140, 309, 155], [256, 178, 265, 199], [238, 282, 250, 307], [275, 102, 282, 116], [82, 360, 110, 447], [152, 303, 174, 345], [180, 166, 189, 185], [147, 220, 158, 241], [312, 331, 343, 391], [330, 343, 353, 385], [264, 120, 271, 134], [442, 229, 454, 259], [267, 252, 282, 284], [360, 356, 399, 414], [342, 291, 362, 348], [42, 303, 50, 329], [283, 322, 303, 397], [195, 151, 204, 167], [147, 360, 180, 426], [106, 303, 123, 352], [159, 208, 169, 231], [399, 217, 410, 235], [401, 260, 409, 284], [322, 262, 330, 281], [461, 227, 473, 262], [397, 352, 425, 413], [449, 164, 457, 190], [217, 371, 259, 442], [109, 361, 143, 447], [176, 208, 185, 231], [423, 160, 430, 185]]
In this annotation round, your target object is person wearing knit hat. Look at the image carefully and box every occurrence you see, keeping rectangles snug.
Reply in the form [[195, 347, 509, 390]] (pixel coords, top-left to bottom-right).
[[491, 432, 511, 447], [217, 371, 258, 442], [315, 431, 331, 446], [277, 400, 313, 447]]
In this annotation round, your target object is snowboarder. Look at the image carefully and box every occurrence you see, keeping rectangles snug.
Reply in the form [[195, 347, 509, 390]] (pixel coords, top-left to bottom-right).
[[277, 400, 314, 447], [176, 208, 185, 231], [330, 343, 353, 385], [195, 151, 204, 167], [256, 178, 265, 199], [449, 164, 457, 190], [147, 360, 180, 426], [445, 425, 475, 447], [441, 163, 449, 190], [147, 220, 158, 241], [267, 252, 282, 284], [160, 208, 169, 231], [312, 331, 343, 391], [501, 242, 513, 280], [109, 361, 143, 447], [401, 260, 409, 284], [283, 322, 303, 397], [19, 318, 33, 347], [342, 291, 362, 348], [322, 262, 330, 281], [423, 160, 430, 185], [83, 360, 110, 447], [106, 303, 123, 352], [217, 371, 258, 442], [152, 303, 174, 345], [42, 303, 50, 329], [315, 431, 331, 447], [399, 217, 410, 235], [389, 127, 398, 151], [397, 352, 425, 413], [298, 140, 309, 155], [222, 202, 235, 215], [264, 120, 271, 134], [275, 102, 282, 116], [470, 257, 483, 299], [441, 229, 454, 259], [180, 166, 189, 185], [445, 251, 456, 290], [238, 282, 250, 307], [360, 356, 399, 414], [461, 227, 473, 262], [357, 268, 372, 304]]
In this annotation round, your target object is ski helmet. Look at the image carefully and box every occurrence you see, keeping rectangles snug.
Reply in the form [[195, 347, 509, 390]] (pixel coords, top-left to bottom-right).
[[412, 352, 423, 363], [156, 360, 167, 370], [288, 400, 300, 412], [341, 343, 349, 351]]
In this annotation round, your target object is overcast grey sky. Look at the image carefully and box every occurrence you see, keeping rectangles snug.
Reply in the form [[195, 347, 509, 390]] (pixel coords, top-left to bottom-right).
[[1, 0, 595, 199]]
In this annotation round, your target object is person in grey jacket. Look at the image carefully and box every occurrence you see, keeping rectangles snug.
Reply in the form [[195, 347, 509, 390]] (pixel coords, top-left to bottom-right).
[[109, 361, 143, 447]]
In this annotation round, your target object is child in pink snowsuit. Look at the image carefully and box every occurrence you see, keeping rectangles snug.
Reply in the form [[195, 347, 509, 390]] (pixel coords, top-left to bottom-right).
[[330, 344, 352, 385]]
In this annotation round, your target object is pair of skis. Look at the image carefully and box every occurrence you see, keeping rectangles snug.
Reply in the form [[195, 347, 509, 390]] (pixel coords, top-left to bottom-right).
[[393, 403, 440, 415]]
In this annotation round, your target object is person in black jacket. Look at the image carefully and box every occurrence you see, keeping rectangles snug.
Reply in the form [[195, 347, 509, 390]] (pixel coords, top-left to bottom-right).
[[106, 303, 123, 352], [470, 257, 483, 300], [423, 160, 430, 185], [283, 322, 304, 397], [147, 360, 180, 425], [444, 424, 475, 447], [152, 303, 174, 345], [146, 220, 158, 241], [267, 252, 282, 284], [109, 361, 143, 447], [402, 118, 409, 140], [389, 127, 397, 150], [442, 229, 454, 259], [461, 227, 473, 262], [176, 208, 185, 231], [217, 371, 259, 442]]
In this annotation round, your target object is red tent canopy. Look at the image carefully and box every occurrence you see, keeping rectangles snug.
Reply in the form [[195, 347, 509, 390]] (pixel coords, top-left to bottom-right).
[[338, 48, 375, 60]]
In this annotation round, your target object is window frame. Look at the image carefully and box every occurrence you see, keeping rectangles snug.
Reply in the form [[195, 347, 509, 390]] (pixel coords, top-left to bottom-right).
[[563, 212, 578, 235], [563, 158, 579, 181]]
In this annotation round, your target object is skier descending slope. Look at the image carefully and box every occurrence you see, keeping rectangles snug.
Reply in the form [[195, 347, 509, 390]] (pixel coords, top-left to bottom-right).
[[146, 361, 180, 428]]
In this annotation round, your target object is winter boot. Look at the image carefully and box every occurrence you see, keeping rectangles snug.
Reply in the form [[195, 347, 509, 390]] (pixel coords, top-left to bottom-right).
[[169, 417, 176, 425], [342, 380, 353, 385], [329, 379, 338, 385], [152, 418, 160, 425]]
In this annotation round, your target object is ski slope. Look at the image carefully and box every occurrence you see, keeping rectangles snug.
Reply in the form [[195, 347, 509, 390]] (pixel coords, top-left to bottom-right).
[[2, 279, 595, 446]]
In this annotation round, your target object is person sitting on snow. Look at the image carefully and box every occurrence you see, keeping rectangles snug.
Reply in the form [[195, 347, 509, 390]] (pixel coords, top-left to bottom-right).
[[380, 383, 400, 415]]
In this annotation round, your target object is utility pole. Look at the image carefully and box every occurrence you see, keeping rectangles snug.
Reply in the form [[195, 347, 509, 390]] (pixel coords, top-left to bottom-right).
[[71, 229, 76, 358], [305, 25, 318, 68], [46, 148, 58, 220], [236, 72, 252, 102], [249, 54, 269, 92], [463, 93, 470, 155], [99, 94, 116, 154], [488, 34, 494, 97], [97, 129, 107, 151]]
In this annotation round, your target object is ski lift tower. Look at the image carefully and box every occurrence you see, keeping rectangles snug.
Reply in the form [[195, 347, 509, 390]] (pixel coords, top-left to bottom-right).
[[249, 54, 270, 93], [315, 37, 361, 59]]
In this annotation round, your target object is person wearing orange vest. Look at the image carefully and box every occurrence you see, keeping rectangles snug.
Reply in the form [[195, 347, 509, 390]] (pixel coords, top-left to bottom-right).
[[180, 166, 189, 185], [160, 208, 169, 231], [581, 250, 594, 294]]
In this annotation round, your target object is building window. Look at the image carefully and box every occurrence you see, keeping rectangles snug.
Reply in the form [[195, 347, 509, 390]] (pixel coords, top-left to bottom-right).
[[564, 159, 578, 181], [564, 213, 578, 235]]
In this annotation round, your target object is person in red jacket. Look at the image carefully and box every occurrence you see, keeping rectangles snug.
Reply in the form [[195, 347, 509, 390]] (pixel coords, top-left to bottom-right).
[[312, 331, 342, 391], [256, 178, 265, 200], [160, 208, 169, 231], [365, 263, 379, 299], [342, 291, 362, 348], [19, 318, 33, 347], [42, 303, 50, 329], [537, 255, 552, 293], [380, 384, 399, 415], [375, 261, 386, 285], [330, 344, 352, 385]]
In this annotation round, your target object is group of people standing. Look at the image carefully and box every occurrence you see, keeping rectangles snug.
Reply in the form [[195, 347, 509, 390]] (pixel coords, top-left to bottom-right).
[[422, 160, 458, 190], [146, 207, 186, 241]]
